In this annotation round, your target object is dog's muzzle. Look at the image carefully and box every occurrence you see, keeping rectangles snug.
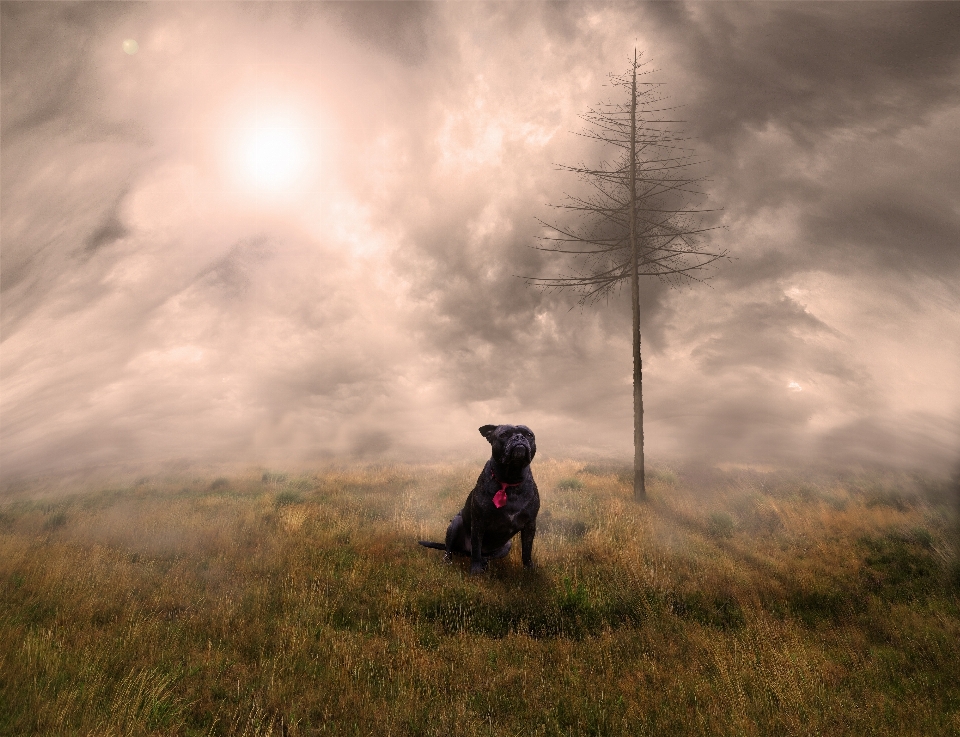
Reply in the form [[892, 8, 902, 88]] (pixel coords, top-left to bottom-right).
[[505, 434, 531, 462]]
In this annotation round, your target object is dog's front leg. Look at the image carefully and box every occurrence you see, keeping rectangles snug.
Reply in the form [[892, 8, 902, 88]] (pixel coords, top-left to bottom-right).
[[470, 518, 487, 575], [520, 522, 536, 569]]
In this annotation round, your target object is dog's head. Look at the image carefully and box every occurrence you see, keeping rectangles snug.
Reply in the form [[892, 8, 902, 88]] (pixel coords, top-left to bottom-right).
[[479, 424, 536, 468]]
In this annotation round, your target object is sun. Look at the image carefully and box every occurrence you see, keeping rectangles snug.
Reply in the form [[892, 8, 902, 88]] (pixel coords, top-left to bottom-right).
[[228, 109, 315, 198]]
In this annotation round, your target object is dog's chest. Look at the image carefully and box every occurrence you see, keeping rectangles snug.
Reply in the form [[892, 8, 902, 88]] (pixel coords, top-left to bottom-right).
[[502, 506, 531, 529], [493, 490, 536, 528]]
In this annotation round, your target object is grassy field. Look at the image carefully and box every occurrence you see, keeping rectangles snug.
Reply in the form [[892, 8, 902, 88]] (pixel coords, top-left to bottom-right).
[[1, 460, 958, 736]]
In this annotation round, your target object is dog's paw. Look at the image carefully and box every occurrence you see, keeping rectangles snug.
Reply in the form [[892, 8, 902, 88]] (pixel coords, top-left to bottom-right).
[[470, 560, 488, 575], [523, 560, 536, 570], [442, 552, 453, 565]]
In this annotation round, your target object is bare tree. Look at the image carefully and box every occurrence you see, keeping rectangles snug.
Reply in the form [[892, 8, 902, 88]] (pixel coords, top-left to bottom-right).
[[526, 50, 728, 501]]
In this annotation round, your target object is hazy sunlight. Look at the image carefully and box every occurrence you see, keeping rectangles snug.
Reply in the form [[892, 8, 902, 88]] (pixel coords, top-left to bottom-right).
[[228, 109, 315, 198]]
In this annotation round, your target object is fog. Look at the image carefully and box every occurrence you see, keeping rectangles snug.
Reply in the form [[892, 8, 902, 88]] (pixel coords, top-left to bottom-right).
[[2, 2, 959, 480]]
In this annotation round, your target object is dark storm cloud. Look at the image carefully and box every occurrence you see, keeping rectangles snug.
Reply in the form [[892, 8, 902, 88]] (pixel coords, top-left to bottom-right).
[[1, 2, 107, 137], [800, 113, 960, 279], [629, 1, 960, 306], [646, 2, 960, 143], [1, 2, 148, 310], [84, 190, 130, 254], [691, 296, 865, 385], [1, 2, 957, 479], [315, 0, 439, 65]]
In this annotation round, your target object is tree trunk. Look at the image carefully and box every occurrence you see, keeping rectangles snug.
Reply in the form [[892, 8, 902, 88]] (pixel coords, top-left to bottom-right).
[[629, 51, 646, 502]]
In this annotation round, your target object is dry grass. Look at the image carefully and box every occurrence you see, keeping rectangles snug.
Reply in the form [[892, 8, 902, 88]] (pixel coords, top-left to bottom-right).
[[1, 460, 958, 736]]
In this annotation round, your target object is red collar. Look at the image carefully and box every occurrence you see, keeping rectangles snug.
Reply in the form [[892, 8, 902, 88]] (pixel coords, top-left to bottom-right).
[[491, 469, 522, 508]]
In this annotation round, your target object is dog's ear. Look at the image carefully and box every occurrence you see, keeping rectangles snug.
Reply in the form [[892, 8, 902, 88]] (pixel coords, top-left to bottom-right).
[[479, 425, 498, 441]]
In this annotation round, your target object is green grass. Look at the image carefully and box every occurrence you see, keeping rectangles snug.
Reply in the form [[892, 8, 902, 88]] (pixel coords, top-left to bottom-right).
[[1, 461, 958, 736]]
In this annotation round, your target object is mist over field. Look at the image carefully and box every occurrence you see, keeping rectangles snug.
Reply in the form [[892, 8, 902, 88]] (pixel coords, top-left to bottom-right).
[[2, 2, 959, 480]]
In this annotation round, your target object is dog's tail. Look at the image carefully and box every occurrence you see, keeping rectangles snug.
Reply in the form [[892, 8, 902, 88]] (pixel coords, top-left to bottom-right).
[[418, 541, 446, 551]]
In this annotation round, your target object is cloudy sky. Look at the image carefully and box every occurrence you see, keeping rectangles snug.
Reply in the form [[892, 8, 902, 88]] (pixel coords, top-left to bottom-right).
[[2, 1, 959, 478]]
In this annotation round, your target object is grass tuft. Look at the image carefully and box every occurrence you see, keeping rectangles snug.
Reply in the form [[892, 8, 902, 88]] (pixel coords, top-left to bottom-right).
[[273, 490, 304, 509], [706, 511, 735, 538]]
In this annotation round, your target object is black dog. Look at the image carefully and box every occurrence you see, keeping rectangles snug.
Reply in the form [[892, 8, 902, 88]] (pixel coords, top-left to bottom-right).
[[420, 424, 540, 574]]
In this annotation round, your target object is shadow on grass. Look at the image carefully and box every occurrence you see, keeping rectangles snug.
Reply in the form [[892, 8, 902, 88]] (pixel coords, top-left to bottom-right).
[[412, 572, 652, 639], [410, 572, 751, 640]]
